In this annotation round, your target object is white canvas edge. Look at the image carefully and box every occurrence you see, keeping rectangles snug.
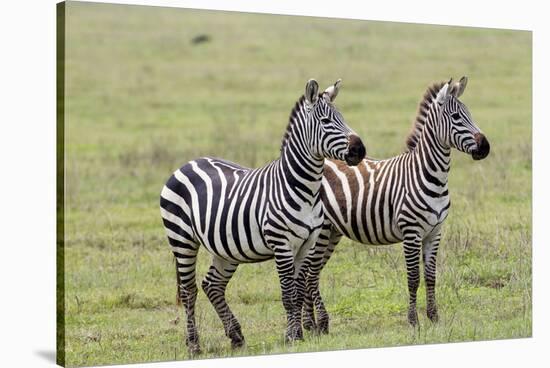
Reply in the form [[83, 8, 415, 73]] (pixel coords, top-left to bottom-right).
[[0, 1, 547, 368]]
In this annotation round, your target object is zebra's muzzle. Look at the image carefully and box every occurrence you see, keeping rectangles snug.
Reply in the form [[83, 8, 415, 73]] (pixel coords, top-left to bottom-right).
[[345, 135, 366, 166], [472, 133, 490, 160]]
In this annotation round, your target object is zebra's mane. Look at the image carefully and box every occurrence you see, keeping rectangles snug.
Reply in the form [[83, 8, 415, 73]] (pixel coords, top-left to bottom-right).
[[405, 81, 446, 151], [280, 95, 307, 152]]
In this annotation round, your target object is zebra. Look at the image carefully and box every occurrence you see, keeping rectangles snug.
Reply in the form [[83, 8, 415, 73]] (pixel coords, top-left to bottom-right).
[[160, 79, 366, 353], [302, 77, 490, 333]]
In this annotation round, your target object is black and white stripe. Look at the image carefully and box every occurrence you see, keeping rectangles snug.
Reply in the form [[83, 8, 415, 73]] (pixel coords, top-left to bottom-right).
[[303, 77, 490, 333], [160, 79, 366, 353]]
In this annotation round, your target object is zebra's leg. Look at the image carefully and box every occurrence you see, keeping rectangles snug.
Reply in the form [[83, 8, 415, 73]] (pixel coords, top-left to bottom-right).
[[292, 256, 311, 340], [201, 257, 244, 349], [313, 227, 342, 334], [402, 231, 423, 326], [272, 244, 301, 342], [289, 226, 323, 340], [302, 266, 316, 331], [423, 229, 442, 323], [303, 223, 332, 332], [171, 239, 201, 354]]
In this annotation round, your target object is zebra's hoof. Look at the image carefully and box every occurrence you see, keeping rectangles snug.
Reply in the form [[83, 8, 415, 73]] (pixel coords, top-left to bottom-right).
[[316, 325, 329, 335], [230, 336, 245, 349], [186, 342, 202, 355], [285, 332, 304, 343], [303, 319, 316, 331], [427, 308, 439, 323], [316, 318, 329, 334], [408, 310, 419, 326]]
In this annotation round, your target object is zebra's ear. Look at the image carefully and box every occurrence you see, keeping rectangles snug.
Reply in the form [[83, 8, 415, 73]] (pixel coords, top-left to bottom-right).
[[305, 79, 319, 105], [322, 79, 342, 102], [436, 82, 451, 104], [456, 76, 468, 98]]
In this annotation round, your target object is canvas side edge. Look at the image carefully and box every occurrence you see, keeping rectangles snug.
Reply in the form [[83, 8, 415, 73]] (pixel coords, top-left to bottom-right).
[[56, 2, 66, 367]]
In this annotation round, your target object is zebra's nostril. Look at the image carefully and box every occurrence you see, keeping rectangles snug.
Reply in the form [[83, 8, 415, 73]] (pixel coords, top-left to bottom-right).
[[351, 144, 365, 158], [345, 136, 366, 166], [348, 135, 366, 159], [358, 142, 366, 158], [472, 133, 490, 160]]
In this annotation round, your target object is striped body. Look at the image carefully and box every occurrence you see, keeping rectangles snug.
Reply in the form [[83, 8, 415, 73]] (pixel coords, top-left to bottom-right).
[[303, 77, 490, 333], [160, 79, 365, 352], [322, 152, 450, 246], [161, 155, 325, 265]]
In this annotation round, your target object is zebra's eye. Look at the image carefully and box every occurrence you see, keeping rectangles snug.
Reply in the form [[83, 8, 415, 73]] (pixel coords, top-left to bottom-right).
[[321, 117, 331, 124], [451, 112, 461, 120]]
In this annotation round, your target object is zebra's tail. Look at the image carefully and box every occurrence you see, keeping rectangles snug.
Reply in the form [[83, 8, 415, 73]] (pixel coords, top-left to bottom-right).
[[175, 256, 182, 306]]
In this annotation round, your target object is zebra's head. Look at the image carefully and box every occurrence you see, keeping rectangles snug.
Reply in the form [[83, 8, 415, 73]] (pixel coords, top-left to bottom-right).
[[435, 76, 490, 160], [304, 79, 366, 166]]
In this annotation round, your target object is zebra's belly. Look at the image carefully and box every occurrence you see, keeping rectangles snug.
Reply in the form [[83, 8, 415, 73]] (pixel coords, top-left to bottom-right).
[[419, 210, 449, 238], [323, 204, 451, 247], [323, 203, 404, 245], [398, 197, 450, 239], [195, 223, 275, 263], [338, 220, 403, 245]]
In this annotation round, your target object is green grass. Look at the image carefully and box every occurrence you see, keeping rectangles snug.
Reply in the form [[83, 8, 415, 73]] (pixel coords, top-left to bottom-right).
[[61, 2, 532, 366]]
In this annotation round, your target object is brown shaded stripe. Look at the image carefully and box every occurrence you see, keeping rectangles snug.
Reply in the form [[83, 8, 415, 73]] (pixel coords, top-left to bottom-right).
[[357, 161, 374, 244], [323, 162, 349, 224]]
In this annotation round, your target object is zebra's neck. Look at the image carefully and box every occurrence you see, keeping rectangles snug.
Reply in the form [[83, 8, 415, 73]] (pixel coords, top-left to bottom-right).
[[278, 106, 325, 207], [411, 107, 452, 187]]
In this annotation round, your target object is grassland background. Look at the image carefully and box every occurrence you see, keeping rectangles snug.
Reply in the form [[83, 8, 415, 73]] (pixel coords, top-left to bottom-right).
[[61, 2, 532, 366]]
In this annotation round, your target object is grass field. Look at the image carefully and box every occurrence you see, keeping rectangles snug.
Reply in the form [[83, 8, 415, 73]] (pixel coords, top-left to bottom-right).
[[60, 2, 532, 366]]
